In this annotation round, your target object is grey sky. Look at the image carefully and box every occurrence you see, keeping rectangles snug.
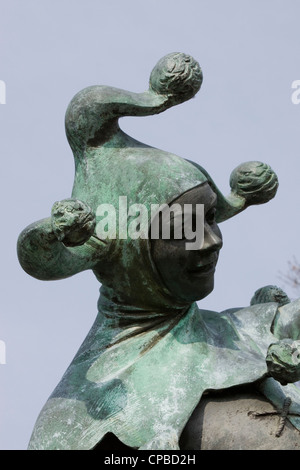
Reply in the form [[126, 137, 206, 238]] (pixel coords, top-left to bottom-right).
[[1, 0, 300, 449]]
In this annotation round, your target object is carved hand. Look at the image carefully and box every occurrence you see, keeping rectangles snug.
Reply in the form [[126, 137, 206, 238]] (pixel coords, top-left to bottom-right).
[[51, 198, 96, 247]]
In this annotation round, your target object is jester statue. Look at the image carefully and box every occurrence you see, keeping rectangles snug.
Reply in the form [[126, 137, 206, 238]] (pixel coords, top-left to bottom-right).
[[18, 52, 300, 450]]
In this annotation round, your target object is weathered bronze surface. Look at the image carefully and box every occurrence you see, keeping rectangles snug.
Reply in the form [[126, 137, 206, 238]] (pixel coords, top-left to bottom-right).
[[17, 52, 300, 450]]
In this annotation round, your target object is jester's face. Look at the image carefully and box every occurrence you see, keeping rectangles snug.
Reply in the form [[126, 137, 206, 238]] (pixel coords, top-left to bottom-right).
[[151, 183, 223, 303]]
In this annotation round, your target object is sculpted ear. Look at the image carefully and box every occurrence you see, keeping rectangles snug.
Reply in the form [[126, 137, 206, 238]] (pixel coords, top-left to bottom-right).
[[186, 160, 278, 223]]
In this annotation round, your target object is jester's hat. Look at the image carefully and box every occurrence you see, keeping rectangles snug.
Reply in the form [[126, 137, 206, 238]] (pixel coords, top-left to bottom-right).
[[64, 52, 278, 229]]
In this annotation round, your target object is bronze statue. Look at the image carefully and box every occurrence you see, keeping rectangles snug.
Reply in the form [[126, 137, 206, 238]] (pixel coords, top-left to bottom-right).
[[17, 52, 300, 450]]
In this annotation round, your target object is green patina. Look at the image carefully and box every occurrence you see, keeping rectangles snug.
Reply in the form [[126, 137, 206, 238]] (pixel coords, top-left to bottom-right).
[[17, 52, 300, 450]]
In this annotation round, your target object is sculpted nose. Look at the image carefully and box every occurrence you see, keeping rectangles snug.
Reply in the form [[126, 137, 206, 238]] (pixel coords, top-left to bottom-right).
[[202, 224, 223, 253]]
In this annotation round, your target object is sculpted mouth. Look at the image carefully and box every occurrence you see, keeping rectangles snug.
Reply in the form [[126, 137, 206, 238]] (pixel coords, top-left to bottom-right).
[[188, 261, 217, 275], [188, 253, 219, 275]]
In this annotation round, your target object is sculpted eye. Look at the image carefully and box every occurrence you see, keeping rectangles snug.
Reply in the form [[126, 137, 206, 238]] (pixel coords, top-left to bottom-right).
[[206, 208, 216, 225]]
